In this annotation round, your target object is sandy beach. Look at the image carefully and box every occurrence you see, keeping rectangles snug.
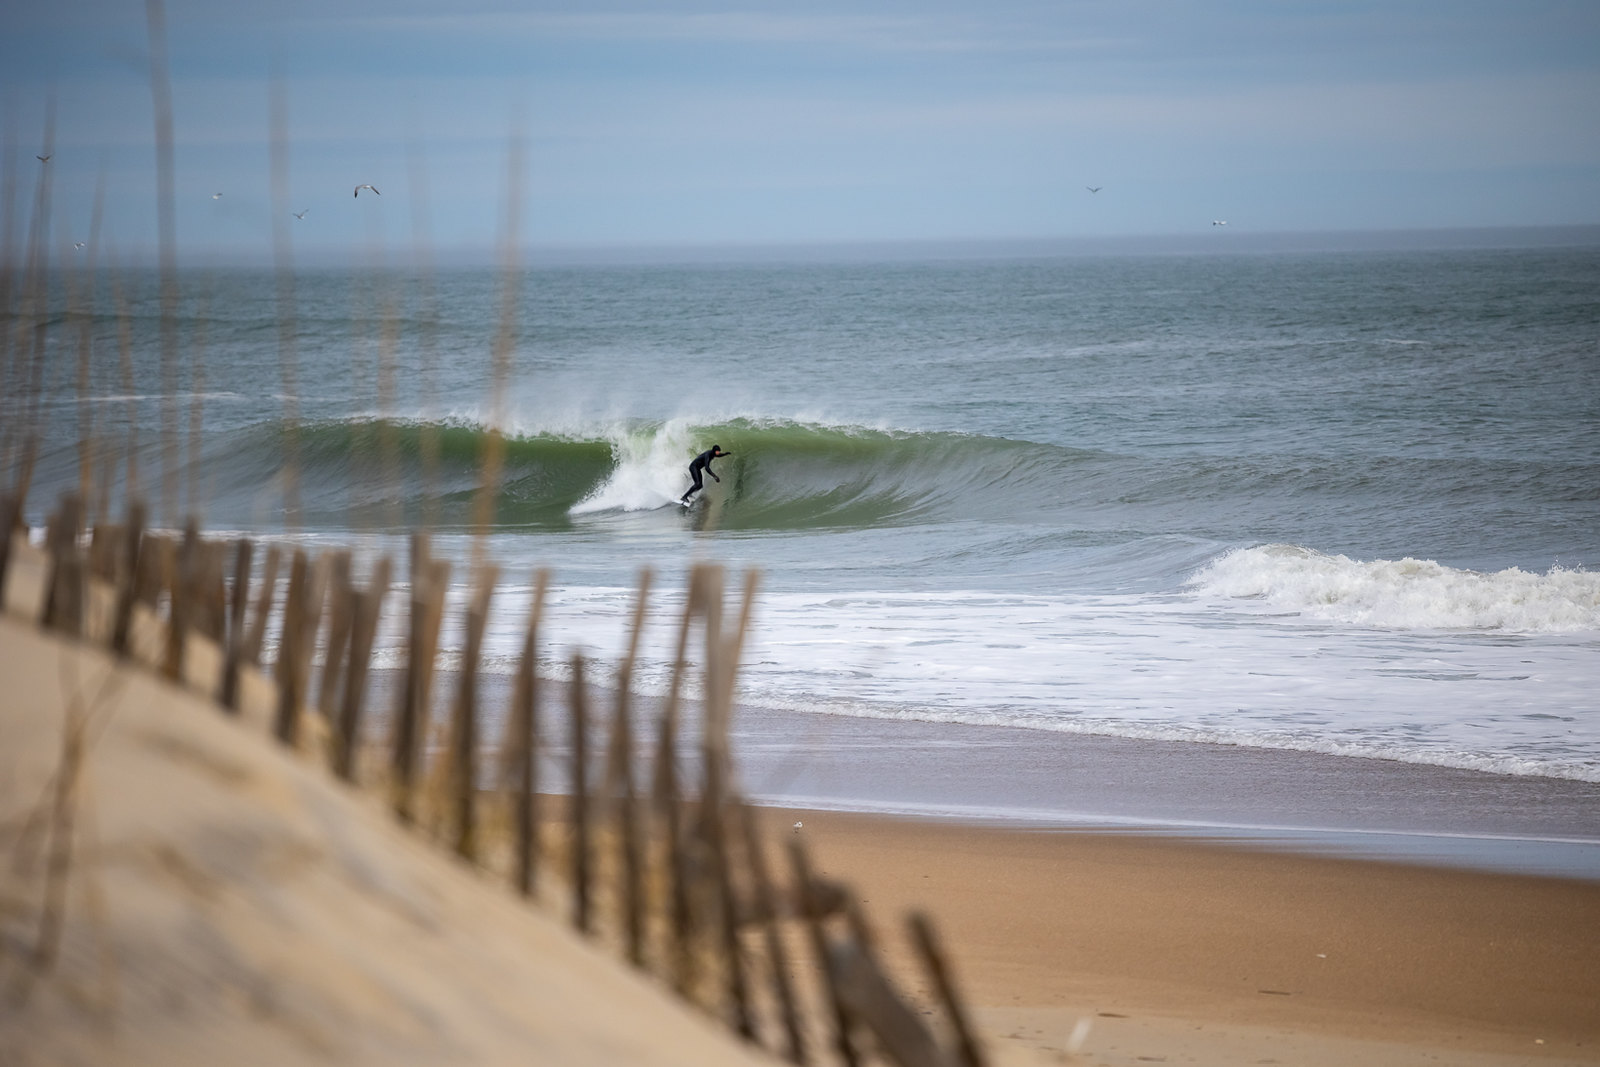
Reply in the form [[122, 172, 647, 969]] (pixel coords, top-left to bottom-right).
[[358, 665, 1600, 1064], [5, 532, 1599, 1067], [763, 806, 1600, 1066]]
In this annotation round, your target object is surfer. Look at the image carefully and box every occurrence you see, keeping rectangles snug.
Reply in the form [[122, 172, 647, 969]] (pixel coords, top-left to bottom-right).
[[680, 445, 731, 506]]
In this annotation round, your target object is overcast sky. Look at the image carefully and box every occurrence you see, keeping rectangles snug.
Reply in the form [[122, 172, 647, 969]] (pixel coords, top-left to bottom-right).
[[4, 0, 1598, 258]]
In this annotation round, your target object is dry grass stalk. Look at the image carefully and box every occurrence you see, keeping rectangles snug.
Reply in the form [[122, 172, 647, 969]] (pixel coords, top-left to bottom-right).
[[113, 283, 139, 503], [30, 675, 89, 977], [268, 66, 300, 529], [144, 0, 180, 527]]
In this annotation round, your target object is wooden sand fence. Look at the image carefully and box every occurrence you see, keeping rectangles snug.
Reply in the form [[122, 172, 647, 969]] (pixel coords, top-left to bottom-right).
[[2, 491, 989, 1067], [0, 34, 986, 1055]]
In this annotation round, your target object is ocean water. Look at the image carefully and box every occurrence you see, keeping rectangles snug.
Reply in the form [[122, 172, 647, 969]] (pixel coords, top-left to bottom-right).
[[16, 239, 1600, 783]]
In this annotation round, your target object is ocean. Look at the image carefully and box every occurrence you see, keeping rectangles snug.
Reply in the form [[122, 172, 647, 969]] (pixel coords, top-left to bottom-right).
[[16, 236, 1600, 797]]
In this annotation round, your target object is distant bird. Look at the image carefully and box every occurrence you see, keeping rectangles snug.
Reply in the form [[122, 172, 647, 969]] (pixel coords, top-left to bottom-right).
[[1086, 186, 1102, 193], [73, 241, 85, 250], [1212, 219, 1228, 226], [354, 184, 380, 198], [793, 821, 803, 833], [212, 192, 222, 200], [293, 209, 309, 219]]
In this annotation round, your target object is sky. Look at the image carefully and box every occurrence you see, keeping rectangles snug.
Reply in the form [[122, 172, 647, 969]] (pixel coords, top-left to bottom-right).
[[3, 0, 1599, 260]]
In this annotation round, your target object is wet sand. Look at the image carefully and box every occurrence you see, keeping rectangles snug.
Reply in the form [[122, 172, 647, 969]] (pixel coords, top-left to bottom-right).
[[369, 667, 1600, 879]]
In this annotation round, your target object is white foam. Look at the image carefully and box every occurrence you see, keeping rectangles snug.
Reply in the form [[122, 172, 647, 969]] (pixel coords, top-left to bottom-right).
[[568, 419, 702, 514], [1187, 545, 1600, 633]]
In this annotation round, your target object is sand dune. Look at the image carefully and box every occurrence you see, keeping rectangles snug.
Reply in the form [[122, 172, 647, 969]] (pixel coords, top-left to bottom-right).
[[0, 603, 775, 1066]]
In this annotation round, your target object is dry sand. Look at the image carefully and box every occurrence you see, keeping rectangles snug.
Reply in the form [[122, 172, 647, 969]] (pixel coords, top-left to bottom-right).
[[0, 539, 776, 1067], [766, 806, 1600, 1066]]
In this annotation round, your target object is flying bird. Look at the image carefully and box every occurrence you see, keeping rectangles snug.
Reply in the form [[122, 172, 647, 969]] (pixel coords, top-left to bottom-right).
[[212, 192, 222, 200], [354, 184, 380, 198], [1212, 220, 1228, 226], [1086, 186, 1102, 193], [293, 209, 309, 219], [36, 154, 51, 162], [73, 241, 85, 250]]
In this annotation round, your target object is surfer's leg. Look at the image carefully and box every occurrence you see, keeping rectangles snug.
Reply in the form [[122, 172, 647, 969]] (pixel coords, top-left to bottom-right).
[[681, 467, 704, 502]]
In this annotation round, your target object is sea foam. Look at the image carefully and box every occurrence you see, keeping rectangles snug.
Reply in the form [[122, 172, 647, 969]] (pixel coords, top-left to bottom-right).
[[1188, 545, 1600, 632]]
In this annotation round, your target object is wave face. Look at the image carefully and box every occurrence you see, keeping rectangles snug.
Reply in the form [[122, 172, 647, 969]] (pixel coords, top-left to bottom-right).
[[196, 415, 1092, 532], [1188, 545, 1600, 634]]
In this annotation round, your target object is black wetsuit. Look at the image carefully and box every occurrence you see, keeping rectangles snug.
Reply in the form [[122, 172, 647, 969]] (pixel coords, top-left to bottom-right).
[[681, 447, 725, 503]]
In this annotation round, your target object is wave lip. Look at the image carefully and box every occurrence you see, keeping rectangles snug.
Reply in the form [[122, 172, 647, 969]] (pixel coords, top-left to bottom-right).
[[1188, 544, 1600, 633]]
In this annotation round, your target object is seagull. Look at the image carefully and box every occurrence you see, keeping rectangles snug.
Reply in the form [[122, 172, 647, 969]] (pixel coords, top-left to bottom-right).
[[354, 184, 380, 198], [293, 209, 309, 219], [73, 241, 85, 250], [37, 154, 51, 163], [1086, 186, 1102, 193], [1212, 219, 1228, 226], [212, 192, 222, 200], [792, 821, 803, 833]]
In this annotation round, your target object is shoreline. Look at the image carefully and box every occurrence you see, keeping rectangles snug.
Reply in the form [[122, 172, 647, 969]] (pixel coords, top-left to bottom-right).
[[362, 667, 1600, 881]]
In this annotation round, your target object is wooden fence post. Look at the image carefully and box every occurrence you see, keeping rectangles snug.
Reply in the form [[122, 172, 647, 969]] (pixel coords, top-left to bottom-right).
[[334, 556, 391, 782], [450, 563, 498, 861], [739, 801, 807, 1064], [789, 840, 861, 1067], [273, 548, 309, 745], [242, 542, 281, 667], [908, 912, 987, 1067], [315, 550, 354, 721], [608, 567, 652, 968], [570, 652, 592, 935], [111, 500, 145, 657], [505, 568, 551, 897], [219, 537, 254, 711], [162, 519, 198, 682]]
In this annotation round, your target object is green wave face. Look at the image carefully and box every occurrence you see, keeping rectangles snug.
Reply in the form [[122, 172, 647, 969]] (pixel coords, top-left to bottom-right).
[[219, 416, 1089, 531]]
